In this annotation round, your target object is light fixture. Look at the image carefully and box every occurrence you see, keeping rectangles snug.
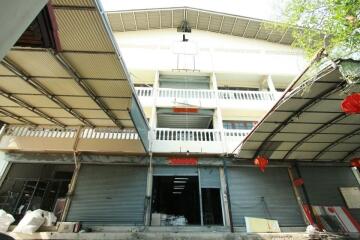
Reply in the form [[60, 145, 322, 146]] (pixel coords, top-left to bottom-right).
[[172, 192, 182, 194], [174, 177, 188, 180], [173, 181, 186, 184]]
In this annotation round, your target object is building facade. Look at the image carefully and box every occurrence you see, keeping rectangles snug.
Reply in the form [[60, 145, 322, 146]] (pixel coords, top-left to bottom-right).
[[0, 2, 359, 235]]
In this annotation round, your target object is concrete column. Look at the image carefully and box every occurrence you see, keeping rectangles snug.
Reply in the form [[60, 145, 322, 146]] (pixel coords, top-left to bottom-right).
[[212, 73, 227, 154], [145, 153, 154, 226], [219, 167, 231, 228], [149, 71, 159, 130], [352, 167, 360, 185]]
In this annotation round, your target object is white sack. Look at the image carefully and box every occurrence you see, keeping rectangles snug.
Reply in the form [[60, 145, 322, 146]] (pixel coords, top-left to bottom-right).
[[12, 209, 45, 233], [0, 209, 15, 232]]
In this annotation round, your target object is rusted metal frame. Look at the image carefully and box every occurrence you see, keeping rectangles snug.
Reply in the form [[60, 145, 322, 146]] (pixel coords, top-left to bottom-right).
[[0, 108, 36, 126], [282, 113, 347, 160], [0, 88, 65, 127], [313, 127, 360, 161], [1, 58, 94, 127], [252, 82, 345, 159], [51, 51, 123, 128], [287, 167, 310, 225]]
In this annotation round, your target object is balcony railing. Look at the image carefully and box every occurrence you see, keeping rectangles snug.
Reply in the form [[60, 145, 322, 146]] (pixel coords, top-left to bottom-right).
[[0, 125, 251, 154], [0, 126, 144, 153], [135, 87, 279, 101], [151, 128, 251, 154], [154, 128, 222, 142]]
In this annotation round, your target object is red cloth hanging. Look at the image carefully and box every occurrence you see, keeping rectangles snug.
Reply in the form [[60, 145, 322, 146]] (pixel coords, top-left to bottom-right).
[[341, 93, 360, 114], [254, 156, 268, 172]]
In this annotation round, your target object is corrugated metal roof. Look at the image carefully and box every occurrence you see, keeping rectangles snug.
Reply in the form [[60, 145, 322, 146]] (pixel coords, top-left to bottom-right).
[[236, 59, 360, 162], [0, 0, 145, 132], [107, 7, 294, 45]]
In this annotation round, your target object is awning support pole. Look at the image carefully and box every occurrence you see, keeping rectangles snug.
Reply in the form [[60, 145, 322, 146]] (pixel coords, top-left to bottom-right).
[[294, 163, 318, 226], [288, 166, 310, 225], [222, 159, 234, 232], [60, 127, 82, 222]]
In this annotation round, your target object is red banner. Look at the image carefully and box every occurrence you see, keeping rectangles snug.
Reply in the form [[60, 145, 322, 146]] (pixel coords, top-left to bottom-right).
[[172, 107, 198, 113], [168, 157, 198, 165]]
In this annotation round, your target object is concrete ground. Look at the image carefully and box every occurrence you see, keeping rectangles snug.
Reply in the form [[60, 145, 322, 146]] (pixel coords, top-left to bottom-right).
[[6, 232, 359, 240]]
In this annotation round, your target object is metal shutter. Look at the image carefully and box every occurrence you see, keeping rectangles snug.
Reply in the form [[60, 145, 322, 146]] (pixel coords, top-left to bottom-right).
[[153, 166, 198, 176], [227, 167, 304, 226], [299, 166, 360, 222], [159, 75, 210, 89], [67, 164, 147, 225], [200, 167, 220, 188]]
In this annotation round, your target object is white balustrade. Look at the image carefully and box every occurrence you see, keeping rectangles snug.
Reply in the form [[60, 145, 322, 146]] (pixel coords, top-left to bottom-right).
[[80, 128, 139, 140], [135, 87, 280, 102], [218, 90, 277, 101], [5, 126, 77, 138], [154, 128, 222, 142], [1, 125, 251, 154], [135, 87, 153, 97]]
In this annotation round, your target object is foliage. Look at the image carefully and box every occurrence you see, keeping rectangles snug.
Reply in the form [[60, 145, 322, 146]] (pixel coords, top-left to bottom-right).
[[277, 0, 360, 59]]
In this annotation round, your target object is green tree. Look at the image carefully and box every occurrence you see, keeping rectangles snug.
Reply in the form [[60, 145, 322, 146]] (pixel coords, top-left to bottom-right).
[[281, 0, 360, 58]]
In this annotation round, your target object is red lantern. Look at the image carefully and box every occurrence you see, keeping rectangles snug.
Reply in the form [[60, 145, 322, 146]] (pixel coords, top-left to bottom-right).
[[341, 93, 360, 114], [293, 178, 304, 187], [254, 156, 269, 172], [350, 158, 360, 167]]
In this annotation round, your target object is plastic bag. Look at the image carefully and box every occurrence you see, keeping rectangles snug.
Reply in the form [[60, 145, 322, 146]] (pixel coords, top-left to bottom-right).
[[12, 209, 45, 233], [43, 211, 57, 227], [0, 209, 15, 232]]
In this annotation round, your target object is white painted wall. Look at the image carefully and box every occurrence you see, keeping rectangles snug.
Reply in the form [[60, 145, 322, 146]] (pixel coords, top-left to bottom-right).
[[114, 29, 307, 85]]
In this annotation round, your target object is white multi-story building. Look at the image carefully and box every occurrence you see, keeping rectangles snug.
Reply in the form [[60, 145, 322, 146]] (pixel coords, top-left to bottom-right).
[[0, 2, 359, 238], [108, 8, 307, 154]]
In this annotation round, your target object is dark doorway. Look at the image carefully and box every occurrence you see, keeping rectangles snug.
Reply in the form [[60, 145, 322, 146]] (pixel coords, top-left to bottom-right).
[[152, 176, 201, 225], [201, 188, 223, 225]]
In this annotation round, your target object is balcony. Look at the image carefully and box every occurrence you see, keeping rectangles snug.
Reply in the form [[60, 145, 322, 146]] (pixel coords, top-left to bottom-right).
[[0, 126, 145, 153], [151, 128, 251, 154], [0, 125, 251, 154], [135, 87, 281, 110]]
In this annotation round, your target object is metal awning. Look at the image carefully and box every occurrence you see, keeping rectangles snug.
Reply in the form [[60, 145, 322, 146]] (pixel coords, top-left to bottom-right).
[[107, 7, 295, 45], [237, 57, 360, 162], [0, 0, 147, 130]]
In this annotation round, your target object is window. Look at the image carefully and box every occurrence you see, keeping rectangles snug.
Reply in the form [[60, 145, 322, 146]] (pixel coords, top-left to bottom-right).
[[223, 121, 257, 130]]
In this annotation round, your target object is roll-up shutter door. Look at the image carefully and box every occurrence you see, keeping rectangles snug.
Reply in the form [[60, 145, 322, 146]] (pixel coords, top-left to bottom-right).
[[200, 167, 220, 188], [153, 166, 198, 176], [227, 167, 304, 226], [159, 75, 210, 89], [299, 166, 360, 222], [67, 165, 147, 225]]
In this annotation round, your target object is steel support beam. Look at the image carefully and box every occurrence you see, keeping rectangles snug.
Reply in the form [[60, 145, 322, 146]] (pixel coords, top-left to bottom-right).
[[313, 127, 360, 161], [282, 113, 347, 160], [0, 88, 65, 127], [252, 81, 345, 159], [0, 108, 36, 126], [51, 51, 123, 128], [1, 58, 94, 127], [342, 145, 360, 162]]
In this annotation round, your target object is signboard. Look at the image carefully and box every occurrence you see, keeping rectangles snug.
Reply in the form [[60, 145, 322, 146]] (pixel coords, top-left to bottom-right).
[[168, 157, 198, 166]]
